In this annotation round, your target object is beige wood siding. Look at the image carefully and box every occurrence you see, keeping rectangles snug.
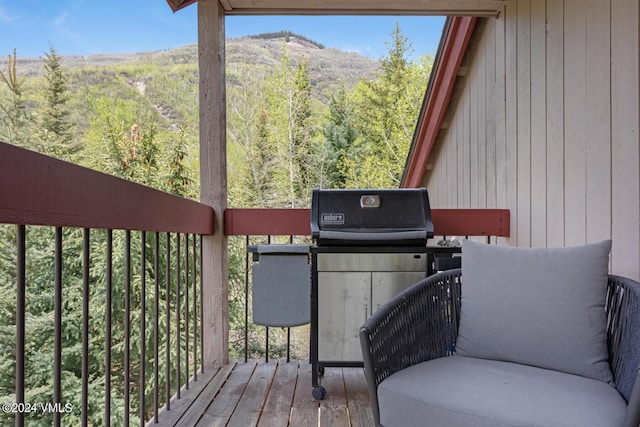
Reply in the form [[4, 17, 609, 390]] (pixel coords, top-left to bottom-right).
[[423, 0, 640, 280]]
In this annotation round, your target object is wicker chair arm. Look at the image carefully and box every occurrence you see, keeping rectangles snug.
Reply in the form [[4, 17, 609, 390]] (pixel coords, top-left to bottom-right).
[[606, 274, 640, 427], [360, 269, 461, 426]]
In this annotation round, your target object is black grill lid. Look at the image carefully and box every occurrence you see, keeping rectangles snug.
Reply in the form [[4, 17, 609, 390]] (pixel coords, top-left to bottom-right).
[[310, 188, 434, 246]]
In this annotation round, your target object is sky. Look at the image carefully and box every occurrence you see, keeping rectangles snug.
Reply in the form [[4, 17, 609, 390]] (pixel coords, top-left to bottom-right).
[[0, 1, 446, 60]]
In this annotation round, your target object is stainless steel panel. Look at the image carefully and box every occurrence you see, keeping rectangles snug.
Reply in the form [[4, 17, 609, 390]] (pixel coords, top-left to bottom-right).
[[316, 253, 427, 272], [318, 272, 370, 361], [371, 272, 426, 312]]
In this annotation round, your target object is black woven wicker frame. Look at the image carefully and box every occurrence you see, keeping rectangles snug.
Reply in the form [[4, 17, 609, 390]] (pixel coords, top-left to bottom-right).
[[359, 269, 640, 427]]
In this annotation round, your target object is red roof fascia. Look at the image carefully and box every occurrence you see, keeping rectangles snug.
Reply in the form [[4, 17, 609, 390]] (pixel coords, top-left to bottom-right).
[[402, 16, 477, 188], [166, 0, 197, 12]]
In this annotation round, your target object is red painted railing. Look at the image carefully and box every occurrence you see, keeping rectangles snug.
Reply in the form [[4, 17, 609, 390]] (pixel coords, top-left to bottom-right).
[[0, 142, 214, 233], [224, 207, 510, 237]]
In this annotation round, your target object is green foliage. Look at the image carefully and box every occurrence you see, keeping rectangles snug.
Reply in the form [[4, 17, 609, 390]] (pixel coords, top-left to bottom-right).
[[36, 47, 79, 161], [340, 24, 433, 188], [321, 87, 359, 188], [0, 49, 32, 147]]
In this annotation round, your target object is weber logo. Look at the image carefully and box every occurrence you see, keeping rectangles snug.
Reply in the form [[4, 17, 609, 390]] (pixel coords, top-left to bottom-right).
[[321, 213, 345, 226]]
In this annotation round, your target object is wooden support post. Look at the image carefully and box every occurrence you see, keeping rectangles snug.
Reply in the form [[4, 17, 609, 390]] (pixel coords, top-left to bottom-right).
[[199, 0, 228, 368]]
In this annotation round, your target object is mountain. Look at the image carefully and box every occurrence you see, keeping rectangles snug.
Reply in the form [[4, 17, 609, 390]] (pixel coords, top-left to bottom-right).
[[9, 34, 378, 149]]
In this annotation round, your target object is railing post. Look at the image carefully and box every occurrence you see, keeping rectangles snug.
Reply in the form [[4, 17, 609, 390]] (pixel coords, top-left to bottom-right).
[[198, 0, 229, 369]]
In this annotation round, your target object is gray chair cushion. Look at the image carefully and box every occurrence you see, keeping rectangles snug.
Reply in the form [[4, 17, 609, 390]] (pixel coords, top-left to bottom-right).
[[456, 240, 613, 383], [377, 356, 627, 427]]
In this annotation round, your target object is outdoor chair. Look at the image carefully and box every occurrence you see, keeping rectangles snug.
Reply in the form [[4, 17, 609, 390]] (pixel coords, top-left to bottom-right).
[[360, 240, 640, 427]]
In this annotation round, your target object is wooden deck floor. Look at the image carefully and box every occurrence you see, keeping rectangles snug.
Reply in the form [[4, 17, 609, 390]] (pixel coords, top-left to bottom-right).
[[152, 360, 374, 427]]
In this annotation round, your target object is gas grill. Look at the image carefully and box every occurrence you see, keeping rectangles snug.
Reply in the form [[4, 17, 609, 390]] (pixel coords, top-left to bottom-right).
[[309, 188, 435, 399], [310, 188, 434, 246]]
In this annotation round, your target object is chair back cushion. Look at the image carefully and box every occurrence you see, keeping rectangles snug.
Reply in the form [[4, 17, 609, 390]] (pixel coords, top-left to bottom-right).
[[456, 240, 613, 383]]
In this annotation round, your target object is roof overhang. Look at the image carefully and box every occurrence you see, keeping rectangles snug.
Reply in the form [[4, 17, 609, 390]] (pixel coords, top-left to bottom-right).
[[401, 15, 477, 188], [166, 0, 506, 16]]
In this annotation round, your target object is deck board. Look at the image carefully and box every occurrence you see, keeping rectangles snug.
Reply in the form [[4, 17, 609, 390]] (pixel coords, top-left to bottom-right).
[[227, 361, 277, 427], [152, 360, 371, 427], [150, 368, 220, 427], [257, 360, 299, 427], [175, 363, 235, 427], [288, 362, 319, 427], [198, 361, 257, 426], [319, 368, 349, 427], [344, 368, 374, 426]]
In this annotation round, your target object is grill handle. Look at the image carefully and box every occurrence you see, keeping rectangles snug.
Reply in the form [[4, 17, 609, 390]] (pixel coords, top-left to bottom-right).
[[317, 230, 427, 241]]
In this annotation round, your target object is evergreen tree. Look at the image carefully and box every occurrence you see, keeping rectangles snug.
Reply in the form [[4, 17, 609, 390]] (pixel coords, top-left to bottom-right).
[[321, 87, 358, 188], [0, 50, 31, 147], [227, 60, 275, 207], [166, 123, 195, 198], [342, 23, 431, 188], [37, 47, 79, 161], [291, 60, 316, 201]]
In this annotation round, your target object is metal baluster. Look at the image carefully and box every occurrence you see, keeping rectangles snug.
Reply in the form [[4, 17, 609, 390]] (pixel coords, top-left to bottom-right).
[[200, 235, 204, 374], [16, 225, 26, 427], [244, 235, 249, 363], [265, 236, 271, 363], [105, 229, 113, 425], [165, 233, 171, 410], [286, 328, 291, 364], [287, 235, 293, 362], [153, 232, 159, 423], [184, 234, 189, 389], [124, 230, 131, 427], [140, 231, 146, 427], [54, 227, 62, 427], [192, 234, 197, 381], [176, 234, 181, 399], [82, 228, 90, 427]]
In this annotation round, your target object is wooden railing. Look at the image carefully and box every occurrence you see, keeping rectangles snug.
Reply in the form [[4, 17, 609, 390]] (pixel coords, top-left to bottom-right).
[[0, 142, 213, 426]]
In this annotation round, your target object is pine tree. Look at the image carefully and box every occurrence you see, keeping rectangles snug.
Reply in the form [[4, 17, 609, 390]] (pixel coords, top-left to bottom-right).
[[291, 60, 315, 202], [343, 23, 431, 188], [37, 47, 79, 161], [0, 49, 31, 147], [166, 123, 195, 198], [321, 87, 358, 188]]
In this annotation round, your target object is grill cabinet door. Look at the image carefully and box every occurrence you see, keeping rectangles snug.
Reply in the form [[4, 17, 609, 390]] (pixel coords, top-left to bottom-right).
[[317, 272, 371, 361], [316, 253, 427, 363]]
